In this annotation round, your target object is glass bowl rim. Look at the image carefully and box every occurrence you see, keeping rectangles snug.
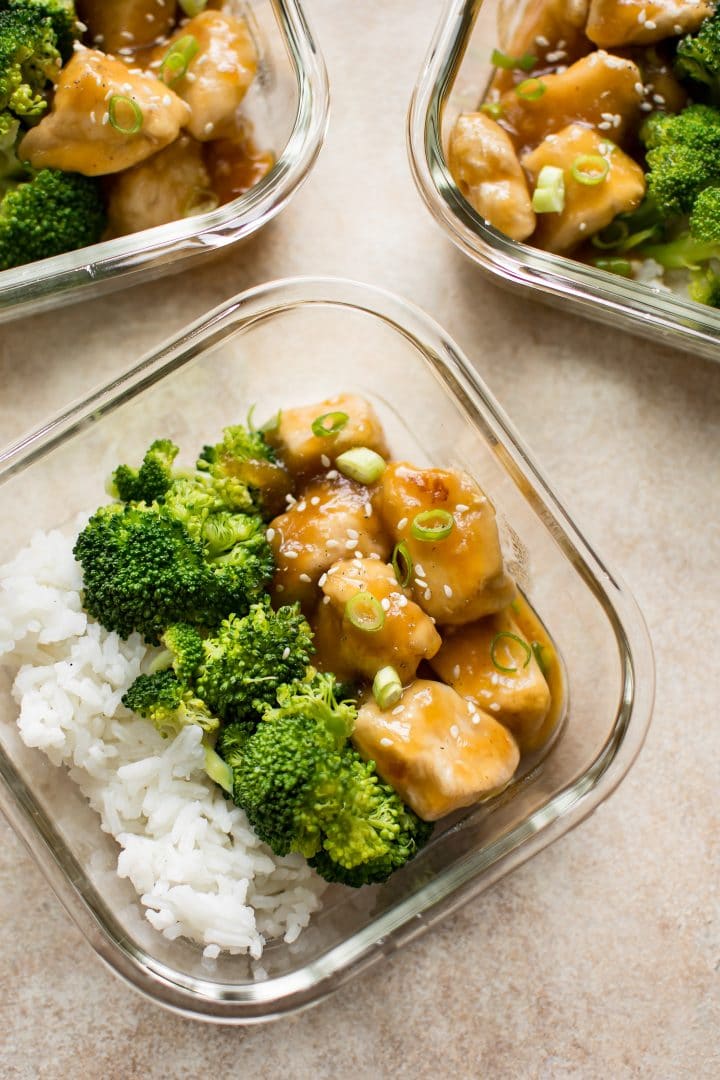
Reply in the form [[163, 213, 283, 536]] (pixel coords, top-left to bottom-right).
[[0, 275, 655, 1023], [407, 0, 720, 359]]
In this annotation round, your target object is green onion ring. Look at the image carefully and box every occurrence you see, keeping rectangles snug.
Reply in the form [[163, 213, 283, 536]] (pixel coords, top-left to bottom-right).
[[491, 48, 537, 72], [593, 257, 632, 278], [311, 411, 349, 438], [591, 219, 630, 250], [159, 35, 200, 86], [481, 102, 503, 120], [392, 541, 414, 588], [108, 95, 143, 135], [373, 666, 403, 710], [515, 78, 546, 101], [571, 154, 610, 186], [531, 640, 550, 677], [411, 509, 455, 542], [490, 631, 532, 675], [180, 0, 208, 14], [335, 447, 386, 484], [345, 592, 385, 632]]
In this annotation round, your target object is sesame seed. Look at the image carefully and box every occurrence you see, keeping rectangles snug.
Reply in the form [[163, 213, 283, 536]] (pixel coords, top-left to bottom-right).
[[321, 454, 330, 468], [364, 502, 373, 517], [380, 737, 393, 747], [415, 563, 426, 577], [326, 469, 338, 480], [310, 496, 320, 506], [391, 705, 405, 715], [453, 664, 460, 679], [598, 121, 612, 130], [424, 588, 432, 600], [285, 550, 298, 559], [450, 724, 459, 738], [489, 703, 501, 712], [265, 528, 275, 542], [323, 595, 331, 604], [299, 573, 311, 583], [443, 585, 453, 598], [455, 503, 468, 512], [296, 501, 307, 513], [645, 19, 657, 30], [535, 34, 549, 47], [282, 646, 291, 660], [345, 538, 358, 550], [472, 715, 480, 725], [381, 597, 391, 611], [354, 551, 362, 559], [326, 539, 340, 548], [397, 517, 408, 530], [398, 595, 408, 608], [318, 573, 328, 587], [480, 689, 492, 698], [346, 528, 359, 539]]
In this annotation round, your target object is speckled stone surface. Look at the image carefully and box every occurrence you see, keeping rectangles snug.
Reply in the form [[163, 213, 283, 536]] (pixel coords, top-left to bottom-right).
[[2, 3, 719, 1077]]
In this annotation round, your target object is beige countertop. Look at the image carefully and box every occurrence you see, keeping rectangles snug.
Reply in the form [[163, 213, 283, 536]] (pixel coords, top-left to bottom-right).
[[2, 2, 719, 1076]]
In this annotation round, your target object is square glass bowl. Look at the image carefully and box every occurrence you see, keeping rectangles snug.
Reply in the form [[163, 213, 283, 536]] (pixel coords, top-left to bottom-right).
[[0, 1, 329, 325], [408, 0, 720, 363], [0, 277, 654, 1023]]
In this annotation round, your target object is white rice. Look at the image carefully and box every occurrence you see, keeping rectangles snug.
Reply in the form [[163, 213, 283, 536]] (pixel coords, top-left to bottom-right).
[[0, 522, 326, 960]]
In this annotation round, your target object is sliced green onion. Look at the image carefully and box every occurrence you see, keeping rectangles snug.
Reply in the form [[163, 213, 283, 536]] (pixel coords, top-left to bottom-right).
[[373, 666, 403, 710], [490, 631, 532, 675], [531, 640, 551, 677], [531, 165, 565, 214], [594, 257, 632, 277], [591, 219, 630, 250], [345, 591, 385, 632], [311, 411, 349, 438], [159, 34, 200, 86], [491, 48, 537, 72], [108, 95, 143, 135], [481, 101, 504, 120], [571, 154, 610, 186], [180, 0, 208, 14], [203, 746, 234, 794], [335, 447, 386, 484], [411, 509, 455, 542], [392, 540, 414, 588], [183, 187, 219, 218], [515, 78, 546, 101], [259, 409, 282, 434]]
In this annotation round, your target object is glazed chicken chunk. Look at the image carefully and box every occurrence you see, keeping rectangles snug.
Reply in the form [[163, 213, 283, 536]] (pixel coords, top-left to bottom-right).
[[586, 0, 713, 48], [492, 0, 591, 92], [153, 11, 257, 141], [430, 612, 551, 752], [266, 395, 390, 480], [522, 124, 646, 252], [19, 49, 190, 176], [76, 0, 177, 54], [447, 113, 536, 241], [268, 475, 391, 608], [499, 51, 643, 150], [106, 135, 212, 237], [313, 558, 441, 683], [378, 463, 516, 625], [353, 681, 520, 821]]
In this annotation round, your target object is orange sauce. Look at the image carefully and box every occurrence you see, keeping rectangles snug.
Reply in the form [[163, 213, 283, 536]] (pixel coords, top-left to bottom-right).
[[205, 133, 275, 205]]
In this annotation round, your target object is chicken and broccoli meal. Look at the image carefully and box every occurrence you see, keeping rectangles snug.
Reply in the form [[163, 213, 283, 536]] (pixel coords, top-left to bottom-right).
[[0, 394, 564, 959], [448, 0, 720, 307], [0, 0, 272, 272]]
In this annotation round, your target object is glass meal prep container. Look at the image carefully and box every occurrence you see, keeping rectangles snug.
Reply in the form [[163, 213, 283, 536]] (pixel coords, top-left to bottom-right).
[[0, 1, 329, 325], [0, 277, 654, 1023], [408, 0, 720, 363]]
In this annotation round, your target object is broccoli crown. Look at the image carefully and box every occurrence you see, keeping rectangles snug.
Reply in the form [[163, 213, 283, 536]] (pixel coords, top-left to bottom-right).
[[675, 9, 720, 103], [689, 265, 720, 306], [195, 598, 315, 720], [642, 105, 720, 217], [73, 500, 273, 644], [161, 622, 204, 681], [219, 673, 433, 885], [111, 439, 180, 504], [122, 669, 219, 740], [0, 167, 107, 271], [689, 184, 720, 240], [197, 423, 291, 519], [0, 2, 77, 134]]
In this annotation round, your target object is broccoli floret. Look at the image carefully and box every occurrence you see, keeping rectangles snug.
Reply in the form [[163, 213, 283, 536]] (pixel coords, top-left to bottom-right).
[[675, 9, 720, 105], [197, 423, 290, 518], [0, 2, 76, 135], [122, 669, 219, 740], [689, 265, 720, 306], [0, 167, 106, 271], [195, 598, 315, 721], [219, 674, 432, 885], [641, 105, 720, 218], [111, 439, 180, 504], [73, 500, 273, 643], [161, 622, 204, 682], [689, 185, 720, 240]]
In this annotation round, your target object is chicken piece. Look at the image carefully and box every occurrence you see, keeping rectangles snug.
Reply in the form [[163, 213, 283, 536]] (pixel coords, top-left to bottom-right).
[[317, 558, 441, 683], [106, 135, 212, 237], [587, 0, 712, 48], [266, 394, 390, 481], [19, 50, 190, 176], [76, 0, 177, 54], [492, 0, 591, 94], [377, 463, 516, 625], [353, 681, 520, 821], [447, 113, 536, 241], [522, 123, 646, 253], [268, 476, 391, 608], [430, 611, 551, 752], [499, 51, 643, 152], [152, 11, 257, 142]]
